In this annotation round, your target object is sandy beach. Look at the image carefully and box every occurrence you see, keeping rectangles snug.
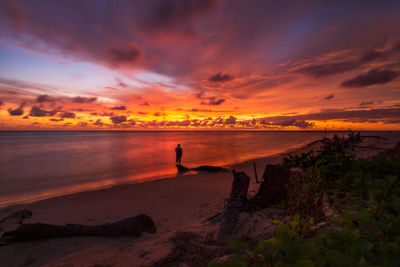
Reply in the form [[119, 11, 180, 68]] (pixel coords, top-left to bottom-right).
[[1, 132, 399, 267]]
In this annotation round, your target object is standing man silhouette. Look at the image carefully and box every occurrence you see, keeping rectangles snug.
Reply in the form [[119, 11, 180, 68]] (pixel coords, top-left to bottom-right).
[[175, 144, 183, 166]]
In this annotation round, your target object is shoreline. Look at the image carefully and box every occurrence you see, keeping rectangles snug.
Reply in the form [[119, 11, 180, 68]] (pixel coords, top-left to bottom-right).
[[0, 136, 320, 209], [0, 132, 399, 266]]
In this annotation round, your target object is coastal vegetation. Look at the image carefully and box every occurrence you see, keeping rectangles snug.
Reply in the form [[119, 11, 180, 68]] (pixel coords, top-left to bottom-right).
[[210, 137, 400, 266]]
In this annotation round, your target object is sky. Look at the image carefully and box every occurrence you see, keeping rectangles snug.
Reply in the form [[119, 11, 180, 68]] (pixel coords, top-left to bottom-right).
[[0, 0, 399, 130]]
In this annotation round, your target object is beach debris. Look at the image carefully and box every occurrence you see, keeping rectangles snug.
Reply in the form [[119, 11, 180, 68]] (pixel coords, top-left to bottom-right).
[[233, 208, 291, 240], [0, 209, 32, 232], [0, 213, 156, 244], [151, 231, 229, 267], [177, 165, 226, 173], [201, 212, 222, 224], [218, 170, 250, 241]]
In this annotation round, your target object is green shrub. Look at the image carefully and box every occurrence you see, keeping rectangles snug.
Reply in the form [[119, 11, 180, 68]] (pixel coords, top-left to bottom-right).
[[210, 152, 400, 266]]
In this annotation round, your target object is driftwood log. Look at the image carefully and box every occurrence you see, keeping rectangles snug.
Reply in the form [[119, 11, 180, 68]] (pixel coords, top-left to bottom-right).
[[218, 170, 250, 241], [0, 214, 156, 243], [0, 209, 32, 231]]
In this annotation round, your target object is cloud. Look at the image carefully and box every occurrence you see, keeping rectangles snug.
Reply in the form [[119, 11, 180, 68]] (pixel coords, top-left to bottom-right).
[[341, 68, 400, 87], [294, 41, 400, 78], [110, 115, 127, 124], [142, 0, 219, 34], [37, 94, 54, 103], [93, 119, 104, 126], [209, 72, 234, 82], [323, 94, 334, 100], [359, 101, 374, 106], [8, 103, 24, 116], [49, 118, 63, 122], [224, 116, 236, 125], [261, 107, 400, 122], [29, 106, 59, 117], [72, 96, 97, 103], [110, 106, 127, 110], [258, 119, 315, 129], [60, 112, 76, 118], [109, 44, 141, 67], [201, 97, 225, 105], [0, 100, 3, 106]]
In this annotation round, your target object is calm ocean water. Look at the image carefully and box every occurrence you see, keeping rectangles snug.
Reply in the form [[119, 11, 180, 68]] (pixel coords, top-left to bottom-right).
[[0, 131, 337, 207]]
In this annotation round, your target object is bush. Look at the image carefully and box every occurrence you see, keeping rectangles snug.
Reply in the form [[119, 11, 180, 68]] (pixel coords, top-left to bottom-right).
[[210, 150, 400, 266]]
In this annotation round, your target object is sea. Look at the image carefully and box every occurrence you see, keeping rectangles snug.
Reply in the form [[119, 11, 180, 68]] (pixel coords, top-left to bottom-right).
[[0, 131, 350, 207]]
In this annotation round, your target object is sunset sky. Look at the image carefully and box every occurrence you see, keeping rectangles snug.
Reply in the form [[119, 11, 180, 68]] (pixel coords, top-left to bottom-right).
[[0, 0, 399, 130]]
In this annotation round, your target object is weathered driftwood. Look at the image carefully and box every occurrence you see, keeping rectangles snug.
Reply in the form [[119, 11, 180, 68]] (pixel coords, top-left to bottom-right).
[[0, 214, 156, 243], [254, 165, 290, 206], [218, 170, 250, 241], [0, 210, 32, 231]]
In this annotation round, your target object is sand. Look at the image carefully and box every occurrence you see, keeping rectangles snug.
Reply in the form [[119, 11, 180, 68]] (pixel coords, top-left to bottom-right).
[[0, 132, 399, 267]]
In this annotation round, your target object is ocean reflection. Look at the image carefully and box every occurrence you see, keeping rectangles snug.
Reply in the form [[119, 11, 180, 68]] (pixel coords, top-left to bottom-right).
[[0, 131, 331, 207]]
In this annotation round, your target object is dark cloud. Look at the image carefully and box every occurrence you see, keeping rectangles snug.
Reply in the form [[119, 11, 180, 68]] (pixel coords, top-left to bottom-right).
[[154, 112, 165, 116], [141, 102, 149, 106], [127, 119, 136, 126], [294, 41, 400, 78], [60, 112, 76, 118], [341, 68, 400, 87], [323, 94, 334, 100], [29, 106, 59, 117], [224, 116, 236, 125], [261, 107, 400, 122], [209, 72, 234, 82], [90, 112, 114, 116], [0, 100, 3, 106], [383, 119, 400, 124], [189, 108, 213, 112], [77, 122, 88, 127], [110, 105, 127, 110], [201, 97, 225, 105], [295, 61, 358, 78], [36, 94, 54, 103], [93, 119, 104, 126], [142, 0, 218, 33], [8, 103, 24, 116], [49, 118, 64, 122], [271, 119, 314, 129], [109, 45, 141, 67], [110, 115, 127, 124], [72, 96, 97, 103], [359, 101, 374, 106]]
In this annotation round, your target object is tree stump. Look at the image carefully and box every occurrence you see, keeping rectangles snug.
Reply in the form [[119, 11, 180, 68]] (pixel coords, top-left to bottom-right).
[[250, 165, 290, 208], [218, 170, 250, 241]]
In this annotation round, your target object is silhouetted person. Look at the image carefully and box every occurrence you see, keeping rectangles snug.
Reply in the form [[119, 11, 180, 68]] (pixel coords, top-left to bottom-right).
[[175, 144, 183, 166]]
